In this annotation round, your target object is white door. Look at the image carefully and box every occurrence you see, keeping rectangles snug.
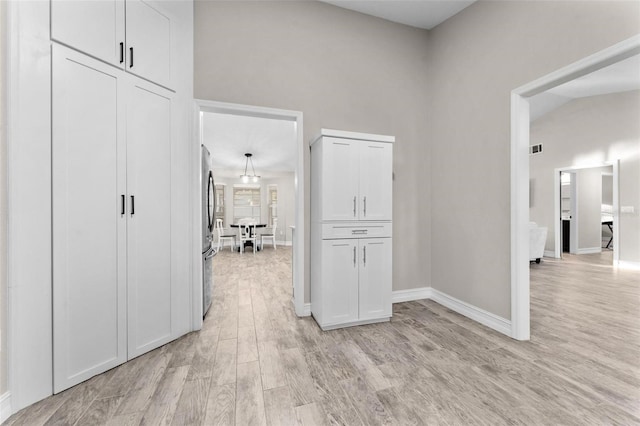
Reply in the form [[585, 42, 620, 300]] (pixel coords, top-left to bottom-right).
[[359, 142, 392, 221], [51, 0, 125, 68], [321, 137, 360, 221], [52, 46, 127, 393], [323, 240, 359, 325], [126, 81, 173, 358], [125, 0, 172, 88], [358, 239, 392, 320]]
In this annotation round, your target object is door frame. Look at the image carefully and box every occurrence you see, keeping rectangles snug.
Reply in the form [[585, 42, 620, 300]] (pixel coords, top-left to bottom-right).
[[191, 100, 306, 330], [510, 34, 640, 341], [553, 163, 619, 260]]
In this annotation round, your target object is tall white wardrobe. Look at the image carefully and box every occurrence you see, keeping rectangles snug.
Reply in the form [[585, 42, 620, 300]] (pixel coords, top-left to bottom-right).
[[50, 0, 192, 392], [310, 129, 394, 330]]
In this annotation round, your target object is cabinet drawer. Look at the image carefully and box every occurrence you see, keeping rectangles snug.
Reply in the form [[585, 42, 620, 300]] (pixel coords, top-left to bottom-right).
[[321, 222, 391, 239]]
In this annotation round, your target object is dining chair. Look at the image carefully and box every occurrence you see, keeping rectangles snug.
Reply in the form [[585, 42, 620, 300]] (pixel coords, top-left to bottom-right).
[[260, 219, 277, 251], [215, 218, 236, 252], [237, 223, 257, 254]]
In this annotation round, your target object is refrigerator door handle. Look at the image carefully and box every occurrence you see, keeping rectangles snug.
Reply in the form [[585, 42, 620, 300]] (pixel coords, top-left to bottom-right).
[[130, 195, 135, 215]]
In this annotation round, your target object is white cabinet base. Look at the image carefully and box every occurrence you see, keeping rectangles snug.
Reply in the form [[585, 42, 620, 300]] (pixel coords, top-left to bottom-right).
[[312, 315, 390, 331]]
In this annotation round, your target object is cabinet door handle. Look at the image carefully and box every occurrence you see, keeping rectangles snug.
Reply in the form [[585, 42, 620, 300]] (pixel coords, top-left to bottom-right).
[[119, 42, 124, 63], [353, 246, 356, 267], [121, 194, 125, 215], [363, 246, 366, 266], [129, 47, 134, 68], [130, 195, 135, 215], [363, 196, 367, 217], [353, 196, 356, 217]]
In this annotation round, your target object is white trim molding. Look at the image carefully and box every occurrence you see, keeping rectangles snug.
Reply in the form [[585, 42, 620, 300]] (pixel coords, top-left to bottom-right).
[[392, 287, 432, 303], [543, 250, 556, 258], [392, 287, 512, 338], [1, 392, 12, 423], [429, 288, 512, 337], [616, 260, 640, 271], [576, 247, 602, 255], [302, 303, 311, 316]]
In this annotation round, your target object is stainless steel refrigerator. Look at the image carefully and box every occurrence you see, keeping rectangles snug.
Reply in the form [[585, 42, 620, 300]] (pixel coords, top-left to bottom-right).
[[202, 145, 216, 317]]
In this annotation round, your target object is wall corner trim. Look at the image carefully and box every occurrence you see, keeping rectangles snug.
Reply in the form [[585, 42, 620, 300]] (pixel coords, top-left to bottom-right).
[[1, 392, 12, 424], [391, 287, 433, 303], [392, 287, 512, 338], [302, 303, 311, 316]]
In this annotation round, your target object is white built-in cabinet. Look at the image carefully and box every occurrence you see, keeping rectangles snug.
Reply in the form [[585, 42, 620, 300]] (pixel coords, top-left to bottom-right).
[[52, 46, 127, 392], [51, 9, 176, 391], [51, 0, 171, 88], [314, 137, 393, 222], [311, 129, 394, 330]]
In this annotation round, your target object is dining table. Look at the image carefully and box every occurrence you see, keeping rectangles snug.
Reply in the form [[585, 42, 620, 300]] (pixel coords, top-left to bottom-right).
[[230, 223, 267, 251]]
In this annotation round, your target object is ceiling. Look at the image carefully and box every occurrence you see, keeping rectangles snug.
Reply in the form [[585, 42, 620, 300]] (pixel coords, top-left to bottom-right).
[[529, 54, 640, 121], [201, 112, 297, 178], [320, 0, 476, 30]]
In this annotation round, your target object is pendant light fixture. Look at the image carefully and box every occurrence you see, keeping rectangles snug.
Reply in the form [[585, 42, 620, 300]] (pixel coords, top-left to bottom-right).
[[240, 153, 260, 183]]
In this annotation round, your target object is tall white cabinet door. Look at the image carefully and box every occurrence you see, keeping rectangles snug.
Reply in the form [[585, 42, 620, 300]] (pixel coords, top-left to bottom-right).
[[321, 137, 360, 221], [322, 240, 359, 325], [51, 0, 125, 67], [358, 239, 392, 320], [126, 81, 173, 358], [126, 0, 172, 88], [359, 142, 393, 221], [52, 46, 127, 393]]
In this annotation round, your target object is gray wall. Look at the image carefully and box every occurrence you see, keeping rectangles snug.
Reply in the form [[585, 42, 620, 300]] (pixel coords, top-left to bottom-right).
[[530, 91, 640, 260], [194, 1, 432, 302], [428, 1, 640, 319]]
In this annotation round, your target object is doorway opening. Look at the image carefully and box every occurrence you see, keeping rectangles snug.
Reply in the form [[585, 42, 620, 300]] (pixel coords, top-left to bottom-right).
[[552, 164, 618, 262], [192, 100, 305, 331], [510, 35, 640, 340]]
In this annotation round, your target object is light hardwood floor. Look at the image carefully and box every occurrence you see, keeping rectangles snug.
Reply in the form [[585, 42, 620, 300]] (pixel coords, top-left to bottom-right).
[[5, 249, 640, 425]]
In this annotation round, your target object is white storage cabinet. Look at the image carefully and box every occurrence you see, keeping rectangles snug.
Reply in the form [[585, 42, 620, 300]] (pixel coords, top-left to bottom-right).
[[310, 129, 394, 330], [311, 133, 393, 222], [51, 0, 172, 88], [52, 43, 173, 391]]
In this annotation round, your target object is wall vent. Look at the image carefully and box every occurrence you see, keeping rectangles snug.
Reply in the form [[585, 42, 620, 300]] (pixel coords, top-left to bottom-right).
[[529, 144, 543, 155]]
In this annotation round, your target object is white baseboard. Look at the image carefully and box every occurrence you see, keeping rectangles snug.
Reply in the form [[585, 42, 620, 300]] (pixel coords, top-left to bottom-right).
[[392, 287, 432, 303], [391, 287, 512, 337], [576, 247, 601, 255], [543, 250, 556, 258], [616, 260, 640, 271], [1, 392, 12, 424], [302, 303, 311, 316], [429, 288, 512, 337], [274, 240, 292, 247]]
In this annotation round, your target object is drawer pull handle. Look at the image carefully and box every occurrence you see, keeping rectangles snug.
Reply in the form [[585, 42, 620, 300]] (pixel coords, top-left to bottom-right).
[[353, 196, 356, 217], [352, 229, 367, 235], [363, 246, 366, 266]]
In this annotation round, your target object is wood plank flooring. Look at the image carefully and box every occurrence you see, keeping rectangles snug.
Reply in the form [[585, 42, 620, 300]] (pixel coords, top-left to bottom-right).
[[5, 249, 640, 425]]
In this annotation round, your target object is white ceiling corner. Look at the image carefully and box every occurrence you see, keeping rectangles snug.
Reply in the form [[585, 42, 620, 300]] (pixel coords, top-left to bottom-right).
[[319, 0, 476, 30]]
